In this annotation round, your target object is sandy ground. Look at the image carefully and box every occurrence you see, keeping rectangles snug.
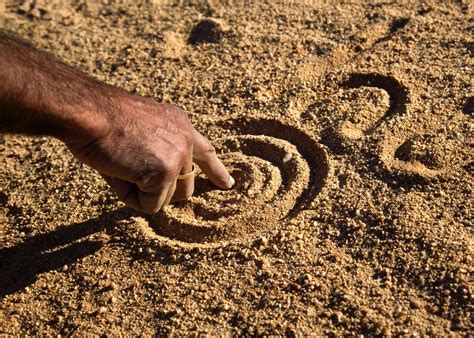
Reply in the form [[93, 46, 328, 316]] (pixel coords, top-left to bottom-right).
[[0, 0, 473, 335]]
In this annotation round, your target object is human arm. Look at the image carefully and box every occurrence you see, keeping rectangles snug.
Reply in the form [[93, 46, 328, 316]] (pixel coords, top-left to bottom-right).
[[0, 31, 234, 213]]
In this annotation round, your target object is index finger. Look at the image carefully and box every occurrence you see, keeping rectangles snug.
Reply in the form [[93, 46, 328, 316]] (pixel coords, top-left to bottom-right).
[[192, 128, 234, 190]]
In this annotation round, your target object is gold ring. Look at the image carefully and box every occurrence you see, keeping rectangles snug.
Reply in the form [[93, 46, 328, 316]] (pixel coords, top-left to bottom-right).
[[177, 163, 197, 180]]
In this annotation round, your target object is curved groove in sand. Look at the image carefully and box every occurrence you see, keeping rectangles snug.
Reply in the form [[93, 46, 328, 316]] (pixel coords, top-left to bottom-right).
[[147, 118, 329, 248], [342, 72, 409, 132], [341, 73, 442, 182]]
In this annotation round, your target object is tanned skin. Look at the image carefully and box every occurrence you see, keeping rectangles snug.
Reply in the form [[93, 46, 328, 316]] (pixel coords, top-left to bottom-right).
[[0, 31, 234, 214]]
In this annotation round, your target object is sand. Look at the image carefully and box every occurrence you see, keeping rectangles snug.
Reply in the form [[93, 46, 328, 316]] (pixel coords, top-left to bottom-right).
[[0, 0, 472, 335]]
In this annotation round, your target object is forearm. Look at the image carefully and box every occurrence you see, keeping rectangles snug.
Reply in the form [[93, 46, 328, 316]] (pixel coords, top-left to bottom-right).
[[0, 30, 112, 142], [0, 31, 234, 213]]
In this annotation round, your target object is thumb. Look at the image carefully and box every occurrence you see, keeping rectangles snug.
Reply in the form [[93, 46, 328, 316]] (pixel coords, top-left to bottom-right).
[[192, 128, 234, 189]]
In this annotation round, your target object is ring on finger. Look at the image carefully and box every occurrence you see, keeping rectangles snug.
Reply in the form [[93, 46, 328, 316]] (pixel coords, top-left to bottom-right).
[[177, 163, 197, 180]]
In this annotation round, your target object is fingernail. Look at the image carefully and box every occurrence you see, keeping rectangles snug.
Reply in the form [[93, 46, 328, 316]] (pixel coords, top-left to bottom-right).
[[227, 176, 235, 189]]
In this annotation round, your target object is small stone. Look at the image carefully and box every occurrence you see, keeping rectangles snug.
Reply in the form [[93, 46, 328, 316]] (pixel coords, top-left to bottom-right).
[[18, 1, 32, 13], [256, 258, 269, 269], [248, 188, 257, 196], [410, 299, 422, 309], [30, 7, 42, 18], [11, 318, 20, 328], [300, 273, 313, 285], [219, 302, 231, 311], [97, 306, 107, 314], [258, 236, 268, 246], [283, 152, 293, 163]]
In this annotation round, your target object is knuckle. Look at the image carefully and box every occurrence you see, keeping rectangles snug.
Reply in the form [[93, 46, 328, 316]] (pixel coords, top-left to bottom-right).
[[175, 137, 190, 155], [135, 173, 154, 189], [165, 103, 189, 120], [183, 130, 194, 147], [159, 157, 180, 181], [203, 140, 216, 156]]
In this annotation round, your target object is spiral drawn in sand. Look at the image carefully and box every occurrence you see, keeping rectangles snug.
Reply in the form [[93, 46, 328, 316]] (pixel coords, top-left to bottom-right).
[[339, 73, 441, 182], [346, 74, 444, 182], [304, 72, 444, 182], [380, 131, 445, 182], [342, 73, 409, 126], [306, 76, 392, 154], [151, 118, 329, 248]]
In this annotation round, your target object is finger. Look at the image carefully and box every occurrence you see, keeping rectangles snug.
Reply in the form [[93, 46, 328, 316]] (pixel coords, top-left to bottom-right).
[[172, 150, 195, 202], [100, 173, 114, 188], [192, 128, 234, 189], [163, 178, 178, 206], [107, 176, 141, 211], [100, 173, 138, 208], [137, 183, 171, 213], [101, 173, 170, 214], [135, 172, 176, 213]]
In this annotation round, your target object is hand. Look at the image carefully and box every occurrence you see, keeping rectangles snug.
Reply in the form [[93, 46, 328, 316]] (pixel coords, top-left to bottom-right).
[[66, 94, 234, 214], [0, 32, 233, 213]]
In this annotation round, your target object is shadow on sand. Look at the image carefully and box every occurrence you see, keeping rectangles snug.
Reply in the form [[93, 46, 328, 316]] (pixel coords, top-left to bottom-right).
[[0, 207, 137, 298]]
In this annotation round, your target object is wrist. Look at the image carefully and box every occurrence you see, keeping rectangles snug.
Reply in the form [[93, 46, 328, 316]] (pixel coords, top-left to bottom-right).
[[49, 78, 117, 145]]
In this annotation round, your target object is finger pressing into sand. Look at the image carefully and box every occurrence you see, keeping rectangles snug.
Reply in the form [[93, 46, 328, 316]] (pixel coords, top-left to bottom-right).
[[192, 128, 235, 190]]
